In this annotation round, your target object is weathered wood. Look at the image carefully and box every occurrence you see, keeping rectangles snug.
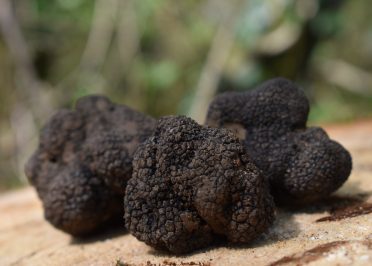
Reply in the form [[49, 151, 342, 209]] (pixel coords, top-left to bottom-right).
[[1, 121, 372, 266]]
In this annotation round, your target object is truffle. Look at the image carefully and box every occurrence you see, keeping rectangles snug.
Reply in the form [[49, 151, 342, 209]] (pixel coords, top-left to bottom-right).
[[25, 95, 155, 236], [124, 116, 275, 254], [205, 77, 352, 205]]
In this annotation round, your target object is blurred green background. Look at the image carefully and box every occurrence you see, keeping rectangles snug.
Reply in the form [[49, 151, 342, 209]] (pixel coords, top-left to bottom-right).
[[0, 0, 372, 191]]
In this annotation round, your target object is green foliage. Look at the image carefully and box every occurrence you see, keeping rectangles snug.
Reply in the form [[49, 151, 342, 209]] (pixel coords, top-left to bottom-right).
[[147, 60, 179, 90], [1, 0, 372, 190]]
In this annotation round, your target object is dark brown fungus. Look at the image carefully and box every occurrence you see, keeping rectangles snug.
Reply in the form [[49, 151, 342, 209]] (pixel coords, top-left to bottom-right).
[[25, 95, 155, 236], [205, 78, 352, 205], [124, 116, 275, 254]]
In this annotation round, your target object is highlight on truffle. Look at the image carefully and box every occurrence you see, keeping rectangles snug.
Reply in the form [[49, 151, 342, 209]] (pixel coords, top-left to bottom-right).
[[25, 95, 155, 236], [124, 116, 275, 254], [205, 77, 352, 205]]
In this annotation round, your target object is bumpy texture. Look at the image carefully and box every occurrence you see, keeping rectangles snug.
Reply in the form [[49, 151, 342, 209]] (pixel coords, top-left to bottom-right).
[[125, 116, 275, 254], [25, 95, 155, 236], [206, 77, 352, 205]]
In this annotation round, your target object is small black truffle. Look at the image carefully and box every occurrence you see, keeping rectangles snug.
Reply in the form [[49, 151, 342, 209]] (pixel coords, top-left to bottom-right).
[[124, 116, 275, 254], [206, 78, 352, 205], [25, 95, 155, 236]]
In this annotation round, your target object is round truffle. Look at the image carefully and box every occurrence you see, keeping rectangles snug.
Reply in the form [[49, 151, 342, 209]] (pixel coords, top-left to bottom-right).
[[205, 77, 352, 205], [25, 95, 155, 236], [125, 116, 275, 254]]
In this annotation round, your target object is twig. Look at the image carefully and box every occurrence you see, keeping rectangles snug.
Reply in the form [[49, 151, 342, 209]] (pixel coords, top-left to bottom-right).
[[188, 0, 244, 123], [316, 59, 372, 96], [0, 0, 52, 182], [0, 0, 43, 103], [80, 0, 119, 71], [55, 0, 120, 99], [116, 0, 139, 69]]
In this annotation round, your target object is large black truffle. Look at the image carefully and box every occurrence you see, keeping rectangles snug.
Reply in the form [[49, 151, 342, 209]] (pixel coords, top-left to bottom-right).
[[125, 116, 275, 254], [206, 78, 352, 205], [25, 95, 155, 236]]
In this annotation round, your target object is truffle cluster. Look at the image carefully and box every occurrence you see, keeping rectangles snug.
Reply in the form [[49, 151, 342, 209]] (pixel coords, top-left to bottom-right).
[[25, 77, 353, 254], [206, 78, 352, 205], [124, 116, 275, 254], [25, 95, 155, 236]]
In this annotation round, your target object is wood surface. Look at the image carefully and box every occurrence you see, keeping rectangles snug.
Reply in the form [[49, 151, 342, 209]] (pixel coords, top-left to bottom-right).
[[1, 121, 372, 266]]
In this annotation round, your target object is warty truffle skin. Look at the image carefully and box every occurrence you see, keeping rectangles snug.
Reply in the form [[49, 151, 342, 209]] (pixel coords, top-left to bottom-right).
[[25, 95, 155, 236], [124, 116, 275, 254], [205, 77, 352, 205]]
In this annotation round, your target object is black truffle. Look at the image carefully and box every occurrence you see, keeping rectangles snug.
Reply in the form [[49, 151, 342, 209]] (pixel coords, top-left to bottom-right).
[[124, 116, 275, 254], [206, 78, 352, 205], [25, 95, 155, 236]]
